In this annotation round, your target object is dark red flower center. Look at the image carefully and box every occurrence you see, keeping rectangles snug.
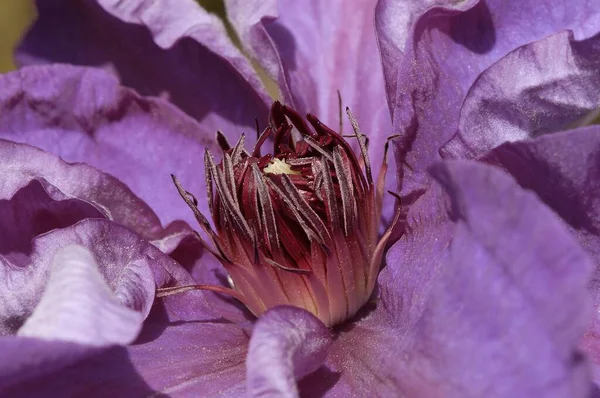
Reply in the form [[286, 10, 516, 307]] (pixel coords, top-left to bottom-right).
[[166, 102, 398, 327]]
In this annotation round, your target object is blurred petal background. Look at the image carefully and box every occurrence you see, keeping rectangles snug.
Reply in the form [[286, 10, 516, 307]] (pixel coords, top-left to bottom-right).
[[0, 0, 35, 72]]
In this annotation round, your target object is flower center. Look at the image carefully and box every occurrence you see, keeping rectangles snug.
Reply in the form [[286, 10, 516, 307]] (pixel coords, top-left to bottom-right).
[[167, 101, 398, 327], [263, 158, 299, 175]]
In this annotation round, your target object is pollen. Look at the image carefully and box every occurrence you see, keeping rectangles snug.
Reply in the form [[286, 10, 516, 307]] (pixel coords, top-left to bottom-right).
[[263, 158, 299, 175], [167, 101, 400, 327]]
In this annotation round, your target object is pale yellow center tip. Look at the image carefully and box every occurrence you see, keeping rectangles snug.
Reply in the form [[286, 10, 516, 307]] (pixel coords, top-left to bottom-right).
[[263, 158, 300, 175]]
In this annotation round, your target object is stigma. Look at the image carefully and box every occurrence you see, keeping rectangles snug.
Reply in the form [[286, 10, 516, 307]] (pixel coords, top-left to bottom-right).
[[263, 158, 299, 175], [167, 101, 398, 327]]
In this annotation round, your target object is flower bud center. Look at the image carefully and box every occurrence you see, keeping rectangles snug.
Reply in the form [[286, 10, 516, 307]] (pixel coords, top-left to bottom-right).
[[170, 101, 399, 327]]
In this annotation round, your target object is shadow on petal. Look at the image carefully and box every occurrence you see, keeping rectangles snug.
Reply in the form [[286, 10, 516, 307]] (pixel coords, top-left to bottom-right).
[[0, 337, 161, 397]]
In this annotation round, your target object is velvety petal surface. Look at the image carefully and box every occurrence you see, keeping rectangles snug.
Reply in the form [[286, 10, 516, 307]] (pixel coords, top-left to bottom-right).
[[125, 300, 248, 396], [0, 64, 217, 229], [377, 0, 600, 199], [17, 245, 143, 346], [305, 161, 593, 397], [375, 0, 477, 106], [246, 306, 331, 397], [17, 0, 270, 135], [480, 126, 600, 285], [478, 126, 600, 384], [0, 218, 196, 335], [443, 31, 600, 159]]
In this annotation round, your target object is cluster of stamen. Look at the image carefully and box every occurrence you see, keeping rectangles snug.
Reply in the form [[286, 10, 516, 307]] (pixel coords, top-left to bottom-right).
[[165, 102, 398, 327]]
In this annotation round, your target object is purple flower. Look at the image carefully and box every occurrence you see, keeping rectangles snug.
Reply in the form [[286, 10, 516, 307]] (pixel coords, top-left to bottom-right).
[[0, 0, 599, 396]]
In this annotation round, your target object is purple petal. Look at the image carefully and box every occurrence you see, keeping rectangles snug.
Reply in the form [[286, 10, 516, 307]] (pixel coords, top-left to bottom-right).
[[478, 126, 600, 383], [443, 31, 600, 159], [246, 306, 331, 397], [480, 126, 600, 286], [1, 218, 196, 335], [127, 307, 248, 395], [375, 0, 477, 106], [17, 245, 143, 346], [320, 161, 593, 396], [0, 338, 154, 396], [17, 0, 270, 135], [0, 65, 216, 228], [0, 251, 246, 396], [377, 0, 600, 199], [226, 0, 392, 157], [0, 139, 170, 244]]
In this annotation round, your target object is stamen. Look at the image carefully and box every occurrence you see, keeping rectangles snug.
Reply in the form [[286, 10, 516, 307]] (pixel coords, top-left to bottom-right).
[[337, 90, 343, 134], [216, 130, 231, 151], [333, 147, 355, 236], [303, 135, 334, 162], [281, 103, 318, 139], [346, 107, 373, 185], [157, 284, 248, 304], [265, 258, 311, 275], [171, 174, 228, 262], [320, 158, 340, 232], [279, 174, 331, 243], [252, 126, 272, 157], [231, 134, 246, 163], [168, 102, 401, 327]]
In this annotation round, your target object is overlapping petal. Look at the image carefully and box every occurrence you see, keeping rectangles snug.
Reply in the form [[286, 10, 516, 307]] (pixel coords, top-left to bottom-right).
[[0, 218, 199, 336], [124, 297, 249, 396], [0, 139, 165, 243], [481, 126, 600, 276], [226, 0, 391, 159], [226, 0, 396, 222], [478, 126, 600, 385], [1, 286, 249, 396], [0, 64, 217, 229], [443, 31, 600, 159], [17, 245, 143, 346], [17, 0, 270, 135], [246, 306, 331, 397], [314, 161, 593, 397], [376, 0, 600, 199]]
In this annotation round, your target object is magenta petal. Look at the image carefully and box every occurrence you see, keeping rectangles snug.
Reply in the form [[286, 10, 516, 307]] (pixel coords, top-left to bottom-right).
[[17, 245, 143, 346], [375, 0, 477, 106], [443, 31, 600, 159], [17, 0, 270, 134], [0, 65, 216, 228], [0, 250, 244, 396], [246, 306, 331, 397]]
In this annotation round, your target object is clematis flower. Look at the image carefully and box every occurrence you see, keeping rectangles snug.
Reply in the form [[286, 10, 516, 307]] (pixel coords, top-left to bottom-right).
[[0, 0, 598, 397]]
